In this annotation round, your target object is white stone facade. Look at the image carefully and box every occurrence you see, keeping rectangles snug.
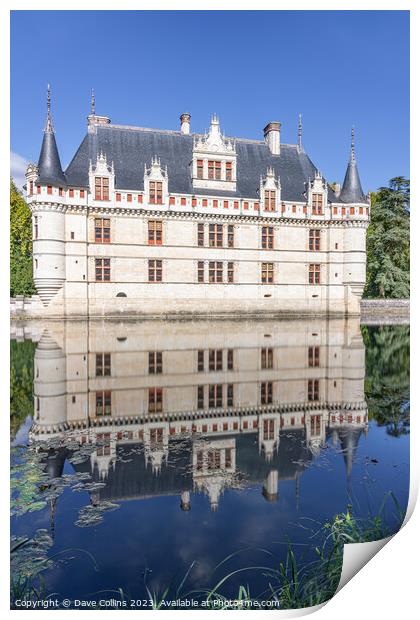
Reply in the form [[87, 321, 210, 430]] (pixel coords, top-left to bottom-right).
[[25, 112, 369, 318]]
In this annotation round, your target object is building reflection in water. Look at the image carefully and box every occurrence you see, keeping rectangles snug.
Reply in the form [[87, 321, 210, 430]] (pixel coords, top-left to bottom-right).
[[16, 318, 368, 512]]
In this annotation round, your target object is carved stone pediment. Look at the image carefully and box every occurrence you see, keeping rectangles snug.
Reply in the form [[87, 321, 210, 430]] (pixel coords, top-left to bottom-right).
[[193, 114, 236, 155]]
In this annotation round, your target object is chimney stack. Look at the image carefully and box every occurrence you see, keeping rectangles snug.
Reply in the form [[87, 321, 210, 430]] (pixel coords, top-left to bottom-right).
[[264, 121, 281, 155], [180, 113, 191, 135]]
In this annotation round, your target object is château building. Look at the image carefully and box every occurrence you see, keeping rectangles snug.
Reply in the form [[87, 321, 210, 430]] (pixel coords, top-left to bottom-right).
[[13, 317, 368, 511], [25, 89, 370, 317]]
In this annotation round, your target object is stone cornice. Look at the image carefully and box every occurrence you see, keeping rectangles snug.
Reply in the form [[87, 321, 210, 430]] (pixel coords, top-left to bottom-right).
[[29, 400, 368, 435], [62, 204, 369, 228]]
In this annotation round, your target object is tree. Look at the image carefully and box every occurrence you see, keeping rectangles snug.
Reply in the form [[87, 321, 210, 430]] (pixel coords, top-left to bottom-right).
[[10, 179, 36, 297], [362, 325, 410, 437], [364, 177, 410, 298]]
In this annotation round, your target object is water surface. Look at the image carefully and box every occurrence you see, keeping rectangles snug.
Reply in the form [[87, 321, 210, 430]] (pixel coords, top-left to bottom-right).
[[10, 319, 410, 607]]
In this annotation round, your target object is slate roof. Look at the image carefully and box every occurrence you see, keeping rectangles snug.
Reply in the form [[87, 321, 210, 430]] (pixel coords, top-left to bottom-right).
[[340, 156, 368, 204], [64, 124, 341, 203], [37, 129, 67, 187]]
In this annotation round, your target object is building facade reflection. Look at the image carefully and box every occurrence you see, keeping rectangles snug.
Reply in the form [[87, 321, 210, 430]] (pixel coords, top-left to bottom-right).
[[12, 318, 368, 510]]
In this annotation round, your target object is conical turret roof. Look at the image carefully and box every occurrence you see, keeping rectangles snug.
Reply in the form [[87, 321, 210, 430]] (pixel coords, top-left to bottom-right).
[[340, 127, 367, 203], [37, 86, 67, 186]]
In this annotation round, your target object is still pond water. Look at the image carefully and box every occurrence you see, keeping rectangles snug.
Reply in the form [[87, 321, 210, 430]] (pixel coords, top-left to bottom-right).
[[10, 318, 409, 608]]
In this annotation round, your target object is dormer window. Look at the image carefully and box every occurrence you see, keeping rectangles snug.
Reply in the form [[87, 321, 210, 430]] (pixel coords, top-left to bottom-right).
[[264, 190, 276, 212], [95, 177, 109, 201], [208, 161, 221, 180], [312, 193, 323, 214], [149, 181, 163, 204], [192, 115, 237, 191], [226, 162, 233, 181]]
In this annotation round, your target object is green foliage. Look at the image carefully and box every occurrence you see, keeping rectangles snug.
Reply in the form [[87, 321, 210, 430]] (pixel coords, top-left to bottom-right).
[[10, 340, 36, 439], [365, 177, 410, 298], [362, 325, 410, 436], [10, 178, 36, 297]]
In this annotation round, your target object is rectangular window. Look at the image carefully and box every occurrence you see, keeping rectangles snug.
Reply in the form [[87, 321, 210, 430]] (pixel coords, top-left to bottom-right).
[[227, 225, 234, 248], [96, 353, 111, 376], [202, 199, 208, 207], [34, 216, 38, 239], [262, 226, 274, 249], [312, 193, 323, 214], [264, 190, 276, 211], [148, 259, 163, 282], [95, 177, 109, 201], [261, 262, 274, 284], [309, 229, 321, 251], [197, 261, 205, 283], [96, 391, 111, 416], [225, 447, 232, 467], [263, 418, 275, 440], [181, 197, 186, 206], [197, 160, 204, 179], [227, 262, 234, 283], [209, 224, 223, 247], [197, 223, 205, 246], [197, 350, 205, 372], [227, 349, 234, 370], [208, 160, 222, 180], [197, 385, 205, 409], [37, 185, 41, 194], [209, 350, 223, 371], [208, 450, 221, 470], [149, 181, 163, 204], [138, 194, 143, 203], [69, 188, 74, 198], [150, 428, 164, 446], [226, 161, 233, 181], [148, 387, 163, 413], [59, 187, 63, 196], [116, 192, 121, 202], [261, 381, 273, 405], [227, 384, 234, 407], [223, 200, 229, 209], [308, 379, 320, 401], [148, 220, 163, 245], [94, 218, 111, 243], [209, 384, 223, 408], [80, 189, 85, 198], [309, 263, 321, 284], [209, 261, 223, 283], [308, 346, 320, 367], [127, 193, 132, 203], [261, 348, 273, 369], [95, 258, 111, 282], [310, 414, 321, 435], [197, 450, 204, 471], [47, 185, 52, 195], [149, 351, 163, 374], [29, 181, 34, 195]]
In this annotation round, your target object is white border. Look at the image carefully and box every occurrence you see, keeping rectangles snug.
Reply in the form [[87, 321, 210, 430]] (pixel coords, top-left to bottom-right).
[[2, 2, 417, 619]]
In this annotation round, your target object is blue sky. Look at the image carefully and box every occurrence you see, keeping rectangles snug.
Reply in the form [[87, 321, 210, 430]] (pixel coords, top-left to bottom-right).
[[11, 10, 409, 191]]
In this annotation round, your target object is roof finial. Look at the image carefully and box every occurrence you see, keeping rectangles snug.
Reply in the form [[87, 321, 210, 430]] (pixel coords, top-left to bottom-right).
[[298, 113, 303, 151], [350, 125, 355, 161], [45, 83, 53, 132], [91, 88, 95, 115]]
